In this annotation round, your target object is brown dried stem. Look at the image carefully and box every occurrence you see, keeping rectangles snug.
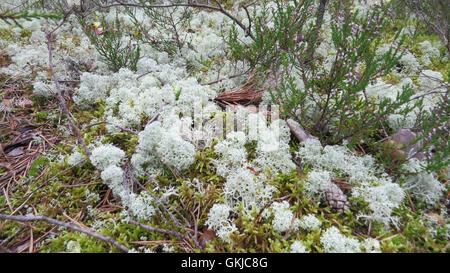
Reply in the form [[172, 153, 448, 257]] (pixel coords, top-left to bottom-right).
[[128, 219, 197, 249], [0, 213, 129, 252], [100, 0, 254, 39], [45, 19, 91, 157]]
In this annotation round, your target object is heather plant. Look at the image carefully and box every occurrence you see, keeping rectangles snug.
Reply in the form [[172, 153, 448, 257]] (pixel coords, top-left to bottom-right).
[[225, 1, 420, 146], [77, 13, 141, 72], [123, 1, 193, 55], [381, 71, 449, 173], [226, 0, 317, 70], [394, 0, 449, 52], [409, 93, 449, 172]]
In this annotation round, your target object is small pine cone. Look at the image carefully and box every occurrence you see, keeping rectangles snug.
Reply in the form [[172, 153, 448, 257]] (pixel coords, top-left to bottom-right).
[[325, 183, 350, 213]]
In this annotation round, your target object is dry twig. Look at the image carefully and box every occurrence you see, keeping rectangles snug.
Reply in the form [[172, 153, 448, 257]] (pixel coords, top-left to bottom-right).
[[128, 219, 197, 249], [100, 0, 254, 38], [0, 213, 129, 252], [45, 19, 91, 157]]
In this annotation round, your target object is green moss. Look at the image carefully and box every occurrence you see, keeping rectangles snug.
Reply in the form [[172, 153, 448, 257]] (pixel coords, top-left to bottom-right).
[[0, 221, 22, 239], [381, 71, 401, 85], [0, 28, 14, 40], [41, 232, 108, 253], [377, 205, 449, 253], [103, 132, 138, 155], [31, 105, 50, 119], [186, 146, 221, 182], [19, 28, 32, 39], [28, 156, 49, 177]]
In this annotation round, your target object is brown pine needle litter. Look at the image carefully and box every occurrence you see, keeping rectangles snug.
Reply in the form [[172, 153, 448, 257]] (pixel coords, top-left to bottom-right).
[[214, 69, 263, 108]]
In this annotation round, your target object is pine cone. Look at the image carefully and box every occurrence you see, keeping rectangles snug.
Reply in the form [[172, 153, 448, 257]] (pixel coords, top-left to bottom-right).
[[324, 183, 350, 213]]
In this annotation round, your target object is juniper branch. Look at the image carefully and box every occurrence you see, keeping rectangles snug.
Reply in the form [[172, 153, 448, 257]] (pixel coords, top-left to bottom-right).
[[0, 10, 62, 28]]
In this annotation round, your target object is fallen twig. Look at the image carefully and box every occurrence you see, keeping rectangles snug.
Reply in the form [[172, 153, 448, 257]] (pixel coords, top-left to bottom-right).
[[84, 121, 139, 135], [286, 119, 317, 142], [0, 245, 12, 253], [201, 70, 250, 86], [9, 159, 88, 200], [0, 165, 26, 182], [0, 213, 129, 252], [0, 225, 25, 247], [128, 219, 194, 248]]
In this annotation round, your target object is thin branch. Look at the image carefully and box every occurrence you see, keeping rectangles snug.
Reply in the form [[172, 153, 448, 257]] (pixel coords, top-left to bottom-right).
[[126, 166, 184, 228], [100, 0, 254, 39], [0, 245, 12, 253], [8, 159, 88, 200], [0, 166, 26, 182], [409, 89, 447, 102], [304, 0, 328, 66], [45, 20, 91, 157], [243, 1, 257, 35], [146, 105, 166, 126], [84, 121, 139, 135], [0, 225, 25, 246], [128, 219, 192, 244], [201, 69, 251, 86], [0, 214, 129, 252]]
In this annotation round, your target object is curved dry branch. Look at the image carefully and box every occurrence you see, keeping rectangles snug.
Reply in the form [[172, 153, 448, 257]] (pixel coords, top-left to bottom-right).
[[98, 0, 254, 39], [128, 219, 199, 248], [0, 214, 129, 252]]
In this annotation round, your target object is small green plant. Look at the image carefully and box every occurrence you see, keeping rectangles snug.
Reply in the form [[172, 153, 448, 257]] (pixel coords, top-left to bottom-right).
[[124, 2, 193, 55], [77, 13, 140, 72], [393, 0, 449, 52], [410, 94, 449, 172]]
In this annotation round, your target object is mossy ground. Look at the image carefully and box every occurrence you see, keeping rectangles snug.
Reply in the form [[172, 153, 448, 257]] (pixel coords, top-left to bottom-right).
[[1, 84, 448, 252]]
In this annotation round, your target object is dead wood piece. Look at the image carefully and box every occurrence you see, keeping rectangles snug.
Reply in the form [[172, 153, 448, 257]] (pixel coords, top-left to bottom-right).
[[0, 214, 129, 252], [286, 119, 317, 142]]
